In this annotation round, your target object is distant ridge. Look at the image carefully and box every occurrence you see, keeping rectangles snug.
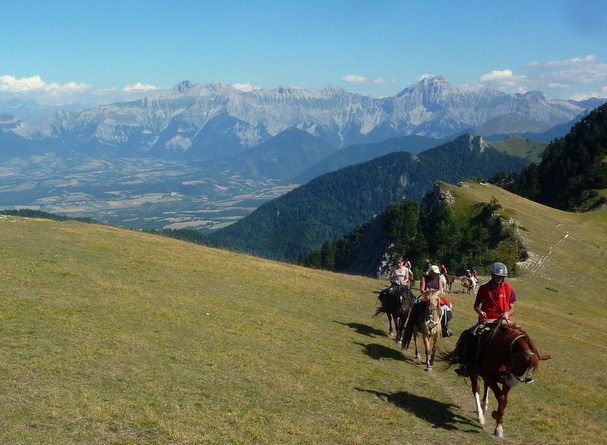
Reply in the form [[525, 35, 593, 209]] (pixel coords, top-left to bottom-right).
[[209, 134, 529, 260]]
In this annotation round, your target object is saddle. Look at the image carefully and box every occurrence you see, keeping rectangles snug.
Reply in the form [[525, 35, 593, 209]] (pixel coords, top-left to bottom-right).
[[471, 319, 508, 363]]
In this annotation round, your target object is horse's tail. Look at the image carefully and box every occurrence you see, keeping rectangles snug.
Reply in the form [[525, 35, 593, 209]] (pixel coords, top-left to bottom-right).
[[439, 330, 467, 367], [401, 301, 420, 349], [373, 289, 389, 317], [402, 318, 414, 349]]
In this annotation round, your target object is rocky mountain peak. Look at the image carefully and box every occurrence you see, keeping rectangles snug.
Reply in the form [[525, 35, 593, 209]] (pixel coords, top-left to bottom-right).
[[174, 80, 193, 93]]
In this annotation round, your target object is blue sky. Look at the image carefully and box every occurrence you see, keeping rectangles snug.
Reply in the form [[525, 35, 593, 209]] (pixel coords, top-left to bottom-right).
[[1, 0, 606, 106]]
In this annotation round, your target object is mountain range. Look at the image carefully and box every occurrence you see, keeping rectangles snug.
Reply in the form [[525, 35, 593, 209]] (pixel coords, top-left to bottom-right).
[[2, 76, 604, 162], [0, 76, 604, 231]]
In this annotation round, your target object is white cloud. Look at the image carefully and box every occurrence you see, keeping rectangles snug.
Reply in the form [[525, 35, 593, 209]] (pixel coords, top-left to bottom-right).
[[0, 74, 89, 94], [477, 70, 528, 93], [122, 82, 159, 92], [475, 54, 607, 99], [545, 54, 597, 67], [0, 74, 166, 106], [570, 86, 607, 100], [479, 70, 513, 82], [342, 74, 368, 83]]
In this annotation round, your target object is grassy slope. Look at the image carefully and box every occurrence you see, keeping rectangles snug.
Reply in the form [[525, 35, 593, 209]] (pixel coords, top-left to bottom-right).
[[0, 182, 605, 444]]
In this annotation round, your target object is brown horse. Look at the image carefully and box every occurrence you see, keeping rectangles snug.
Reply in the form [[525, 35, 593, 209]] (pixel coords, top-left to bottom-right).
[[442, 274, 455, 294], [374, 285, 416, 342], [401, 290, 443, 371], [442, 322, 551, 437], [461, 276, 476, 294]]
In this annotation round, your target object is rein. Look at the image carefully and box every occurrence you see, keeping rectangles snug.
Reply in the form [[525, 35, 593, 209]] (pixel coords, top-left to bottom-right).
[[424, 293, 443, 332], [506, 333, 536, 384]]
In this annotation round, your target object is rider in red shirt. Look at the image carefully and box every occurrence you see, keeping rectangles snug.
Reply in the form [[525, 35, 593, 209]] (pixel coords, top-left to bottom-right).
[[474, 263, 517, 322], [455, 262, 517, 376]]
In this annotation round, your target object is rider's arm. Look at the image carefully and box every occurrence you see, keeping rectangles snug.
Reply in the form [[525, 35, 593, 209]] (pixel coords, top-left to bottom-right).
[[420, 276, 426, 293], [473, 293, 486, 318], [503, 301, 516, 319]]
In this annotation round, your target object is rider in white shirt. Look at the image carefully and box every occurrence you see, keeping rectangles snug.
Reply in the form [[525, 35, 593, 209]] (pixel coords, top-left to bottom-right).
[[390, 258, 410, 286]]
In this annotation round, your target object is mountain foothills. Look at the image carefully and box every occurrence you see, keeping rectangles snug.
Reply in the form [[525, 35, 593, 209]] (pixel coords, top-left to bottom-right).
[[195, 134, 529, 260]]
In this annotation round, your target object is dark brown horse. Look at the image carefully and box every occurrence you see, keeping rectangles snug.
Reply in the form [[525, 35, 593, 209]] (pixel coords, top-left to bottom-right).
[[374, 285, 416, 343], [442, 322, 551, 437]]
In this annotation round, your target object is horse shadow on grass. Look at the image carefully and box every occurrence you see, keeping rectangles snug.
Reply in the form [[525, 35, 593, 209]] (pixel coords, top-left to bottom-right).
[[354, 342, 405, 361], [355, 388, 480, 433], [333, 320, 385, 338]]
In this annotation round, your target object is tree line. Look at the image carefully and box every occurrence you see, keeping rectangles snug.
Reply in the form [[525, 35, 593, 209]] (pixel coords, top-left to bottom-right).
[[298, 193, 525, 279]]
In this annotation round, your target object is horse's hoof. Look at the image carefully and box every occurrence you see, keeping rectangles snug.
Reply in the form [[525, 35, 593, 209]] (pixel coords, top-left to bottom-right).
[[494, 427, 504, 438], [425, 367, 433, 372]]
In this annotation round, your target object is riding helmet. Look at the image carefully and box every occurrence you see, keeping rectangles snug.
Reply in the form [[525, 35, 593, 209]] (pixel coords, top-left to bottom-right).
[[490, 262, 508, 277]]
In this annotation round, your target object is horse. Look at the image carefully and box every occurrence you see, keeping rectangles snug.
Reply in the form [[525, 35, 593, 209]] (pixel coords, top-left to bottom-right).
[[401, 289, 443, 371], [441, 322, 551, 437], [461, 276, 476, 294], [441, 274, 455, 294], [373, 285, 416, 342]]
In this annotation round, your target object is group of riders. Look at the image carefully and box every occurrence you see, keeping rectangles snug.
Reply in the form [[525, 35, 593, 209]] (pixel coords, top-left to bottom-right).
[[385, 256, 518, 377], [387, 257, 455, 337]]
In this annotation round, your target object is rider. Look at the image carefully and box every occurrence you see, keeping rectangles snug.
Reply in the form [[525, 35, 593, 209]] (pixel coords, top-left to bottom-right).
[[454, 262, 518, 376], [420, 265, 453, 337], [389, 257, 410, 287], [466, 268, 478, 288]]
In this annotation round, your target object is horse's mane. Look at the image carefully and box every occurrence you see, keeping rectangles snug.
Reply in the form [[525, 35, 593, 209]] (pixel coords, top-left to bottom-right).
[[498, 323, 541, 356]]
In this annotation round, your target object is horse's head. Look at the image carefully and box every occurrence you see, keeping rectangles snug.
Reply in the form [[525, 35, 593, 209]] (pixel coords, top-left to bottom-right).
[[423, 290, 443, 333], [504, 329, 551, 387]]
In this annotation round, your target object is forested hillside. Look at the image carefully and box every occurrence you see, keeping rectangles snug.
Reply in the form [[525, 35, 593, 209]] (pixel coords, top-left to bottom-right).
[[299, 103, 607, 279], [206, 134, 528, 260], [495, 103, 607, 211], [298, 184, 524, 279]]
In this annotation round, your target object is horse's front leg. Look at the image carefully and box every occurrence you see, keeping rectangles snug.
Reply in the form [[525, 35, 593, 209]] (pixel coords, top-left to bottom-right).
[[471, 375, 485, 425], [429, 335, 438, 367], [423, 335, 432, 370], [488, 382, 509, 438]]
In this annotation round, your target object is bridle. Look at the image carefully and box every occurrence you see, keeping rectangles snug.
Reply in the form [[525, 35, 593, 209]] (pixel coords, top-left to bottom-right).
[[505, 334, 536, 386], [424, 292, 443, 332]]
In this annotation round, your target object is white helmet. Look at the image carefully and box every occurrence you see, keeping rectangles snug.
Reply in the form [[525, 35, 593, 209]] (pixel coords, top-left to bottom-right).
[[490, 262, 508, 277]]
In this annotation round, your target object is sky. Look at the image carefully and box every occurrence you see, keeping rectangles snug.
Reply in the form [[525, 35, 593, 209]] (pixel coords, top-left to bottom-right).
[[1, 0, 607, 107]]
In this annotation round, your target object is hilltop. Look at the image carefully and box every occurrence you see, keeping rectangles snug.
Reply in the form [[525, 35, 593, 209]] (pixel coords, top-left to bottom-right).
[[1, 180, 605, 444]]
